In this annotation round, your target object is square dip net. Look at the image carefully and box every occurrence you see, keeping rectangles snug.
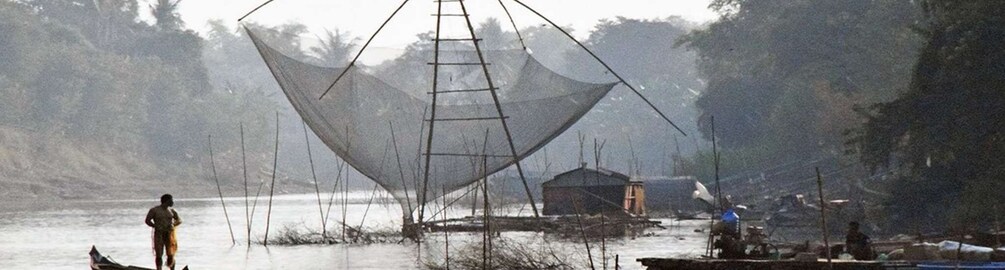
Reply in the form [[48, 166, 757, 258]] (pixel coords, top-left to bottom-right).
[[247, 27, 617, 216]]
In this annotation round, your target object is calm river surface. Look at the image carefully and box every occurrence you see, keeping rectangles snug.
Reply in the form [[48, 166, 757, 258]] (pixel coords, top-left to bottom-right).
[[0, 193, 708, 269]]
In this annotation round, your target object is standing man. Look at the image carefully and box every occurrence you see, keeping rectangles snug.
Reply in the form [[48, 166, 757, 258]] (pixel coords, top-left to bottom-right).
[[146, 194, 182, 270]]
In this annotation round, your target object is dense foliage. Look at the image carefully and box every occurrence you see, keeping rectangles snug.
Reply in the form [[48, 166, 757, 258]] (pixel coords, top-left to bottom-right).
[[0, 0, 279, 189], [854, 0, 1005, 230], [679, 0, 923, 165]]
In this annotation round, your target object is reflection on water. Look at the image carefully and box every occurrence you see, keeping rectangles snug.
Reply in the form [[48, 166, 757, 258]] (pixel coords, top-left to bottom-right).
[[0, 193, 707, 269]]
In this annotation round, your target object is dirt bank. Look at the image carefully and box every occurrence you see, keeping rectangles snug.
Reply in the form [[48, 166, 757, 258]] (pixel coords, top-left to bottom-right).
[[0, 126, 314, 211]]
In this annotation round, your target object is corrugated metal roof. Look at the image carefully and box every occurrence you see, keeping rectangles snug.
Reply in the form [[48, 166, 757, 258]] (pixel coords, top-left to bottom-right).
[[542, 167, 630, 187], [630, 175, 700, 183]]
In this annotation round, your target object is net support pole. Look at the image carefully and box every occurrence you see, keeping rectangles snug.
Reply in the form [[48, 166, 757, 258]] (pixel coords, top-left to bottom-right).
[[497, 0, 527, 50], [417, 0, 444, 229], [389, 122, 414, 215], [237, 0, 276, 22], [319, 0, 412, 99], [510, 0, 687, 136], [458, 0, 540, 218]]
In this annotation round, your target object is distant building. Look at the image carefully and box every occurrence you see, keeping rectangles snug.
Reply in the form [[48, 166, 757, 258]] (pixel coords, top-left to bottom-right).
[[541, 166, 645, 216], [632, 175, 708, 217]]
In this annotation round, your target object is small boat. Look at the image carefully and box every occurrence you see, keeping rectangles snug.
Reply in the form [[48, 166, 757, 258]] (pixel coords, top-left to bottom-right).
[[89, 246, 188, 270]]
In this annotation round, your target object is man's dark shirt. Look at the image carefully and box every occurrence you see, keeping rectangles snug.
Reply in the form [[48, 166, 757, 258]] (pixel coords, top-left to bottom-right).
[[846, 231, 871, 260]]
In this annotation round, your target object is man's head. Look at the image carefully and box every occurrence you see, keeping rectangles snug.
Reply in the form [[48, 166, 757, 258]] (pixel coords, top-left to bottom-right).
[[160, 194, 174, 207], [848, 221, 860, 232]]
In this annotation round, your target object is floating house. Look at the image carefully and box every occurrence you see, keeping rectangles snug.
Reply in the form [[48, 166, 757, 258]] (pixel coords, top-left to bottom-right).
[[542, 166, 645, 216]]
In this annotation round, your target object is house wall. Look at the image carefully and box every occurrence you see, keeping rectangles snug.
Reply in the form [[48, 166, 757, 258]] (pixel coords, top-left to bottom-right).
[[643, 178, 707, 215], [542, 185, 626, 215]]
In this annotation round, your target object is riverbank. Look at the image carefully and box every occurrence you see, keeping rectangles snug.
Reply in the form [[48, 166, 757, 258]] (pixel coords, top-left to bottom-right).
[[0, 126, 321, 210]]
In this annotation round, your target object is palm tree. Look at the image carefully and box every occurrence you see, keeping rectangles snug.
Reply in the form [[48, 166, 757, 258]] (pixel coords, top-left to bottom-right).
[[310, 29, 360, 66], [150, 0, 183, 31]]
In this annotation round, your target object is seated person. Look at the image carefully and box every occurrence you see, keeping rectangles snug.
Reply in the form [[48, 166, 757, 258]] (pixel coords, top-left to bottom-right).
[[845, 221, 874, 260]]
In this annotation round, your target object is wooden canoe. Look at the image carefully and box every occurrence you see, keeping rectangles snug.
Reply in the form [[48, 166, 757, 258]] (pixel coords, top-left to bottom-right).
[[89, 246, 188, 270]]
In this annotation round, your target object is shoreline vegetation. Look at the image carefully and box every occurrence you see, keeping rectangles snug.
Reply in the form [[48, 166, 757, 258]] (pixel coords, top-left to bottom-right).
[[263, 223, 403, 245], [423, 237, 587, 270]]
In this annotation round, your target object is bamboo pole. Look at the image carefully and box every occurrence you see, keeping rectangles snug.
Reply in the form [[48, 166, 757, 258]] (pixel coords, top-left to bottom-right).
[[237, 0, 274, 22], [319, 0, 412, 99], [264, 112, 279, 246], [458, 0, 540, 218], [594, 137, 607, 270], [480, 129, 492, 270], [706, 116, 722, 257], [339, 125, 351, 241], [323, 160, 344, 235], [356, 141, 391, 241], [207, 135, 236, 245], [302, 120, 327, 239], [601, 213, 607, 270], [509, 0, 687, 136], [388, 121, 414, 226], [496, 0, 526, 50], [995, 204, 1001, 248], [816, 167, 832, 269], [442, 185, 450, 270], [240, 123, 251, 246], [712, 116, 723, 211], [956, 204, 969, 270], [342, 159, 349, 242], [573, 197, 597, 270], [356, 183, 379, 240], [420, 0, 445, 227], [249, 178, 266, 228], [470, 183, 478, 217]]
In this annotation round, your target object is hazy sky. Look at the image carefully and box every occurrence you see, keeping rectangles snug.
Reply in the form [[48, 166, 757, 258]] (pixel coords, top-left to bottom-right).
[[165, 0, 717, 50]]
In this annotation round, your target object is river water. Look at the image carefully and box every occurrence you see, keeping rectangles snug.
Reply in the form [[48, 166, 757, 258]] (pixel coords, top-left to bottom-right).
[[0, 193, 708, 269]]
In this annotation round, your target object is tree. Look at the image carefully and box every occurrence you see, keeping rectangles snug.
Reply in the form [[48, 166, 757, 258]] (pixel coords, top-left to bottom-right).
[[150, 0, 184, 31], [854, 0, 1005, 231], [309, 29, 359, 66], [679, 0, 923, 165]]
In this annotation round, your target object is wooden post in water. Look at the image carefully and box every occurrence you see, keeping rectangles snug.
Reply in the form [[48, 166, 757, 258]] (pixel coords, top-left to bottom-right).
[[322, 159, 344, 241], [207, 135, 236, 245], [995, 204, 1002, 248], [482, 159, 492, 267], [601, 213, 607, 270], [240, 123, 251, 246], [470, 183, 478, 217], [956, 203, 971, 270], [816, 167, 832, 270], [480, 129, 492, 269], [356, 141, 391, 242], [573, 197, 597, 270], [249, 178, 266, 233], [388, 121, 415, 234], [706, 116, 721, 258], [442, 185, 450, 270], [342, 126, 351, 242], [264, 112, 280, 246], [302, 120, 327, 239]]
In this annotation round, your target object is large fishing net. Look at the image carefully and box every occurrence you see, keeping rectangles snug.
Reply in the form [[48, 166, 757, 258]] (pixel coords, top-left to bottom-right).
[[246, 27, 617, 216]]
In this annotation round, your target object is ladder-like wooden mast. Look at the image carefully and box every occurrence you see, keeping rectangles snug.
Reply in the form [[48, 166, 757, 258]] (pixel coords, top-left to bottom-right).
[[418, 0, 541, 226]]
